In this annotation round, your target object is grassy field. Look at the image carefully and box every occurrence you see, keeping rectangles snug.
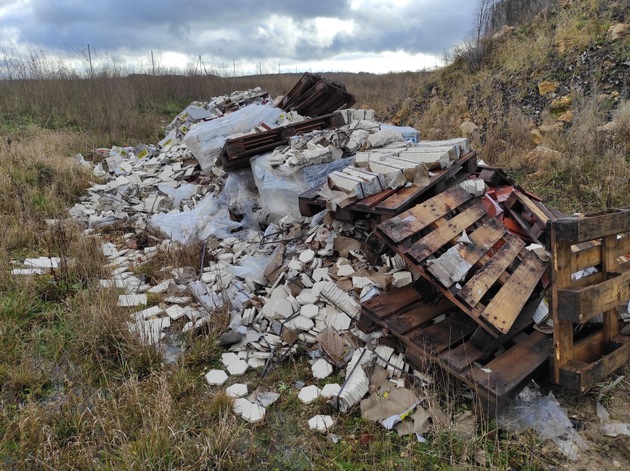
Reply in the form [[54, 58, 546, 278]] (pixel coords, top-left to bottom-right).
[[1, 1, 629, 469]]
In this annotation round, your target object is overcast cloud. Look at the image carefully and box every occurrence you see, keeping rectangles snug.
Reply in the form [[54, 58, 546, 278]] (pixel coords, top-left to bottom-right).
[[0, 0, 477, 74]]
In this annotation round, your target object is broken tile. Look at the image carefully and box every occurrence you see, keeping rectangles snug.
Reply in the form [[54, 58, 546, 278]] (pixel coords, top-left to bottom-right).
[[226, 383, 248, 398], [165, 305, 187, 320], [299, 249, 315, 264], [308, 415, 335, 433], [256, 391, 280, 407], [321, 383, 342, 399], [221, 352, 240, 368], [298, 385, 322, 404], [117, 294, 148, 307]]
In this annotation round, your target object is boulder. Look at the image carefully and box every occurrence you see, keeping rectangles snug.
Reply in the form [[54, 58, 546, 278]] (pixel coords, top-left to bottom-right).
[[525, 146, 561, 168], [550, 96, 571, 112], [538, 81, 558, 95], [460, 120, 479, 135], [607, 23, 628, 41]]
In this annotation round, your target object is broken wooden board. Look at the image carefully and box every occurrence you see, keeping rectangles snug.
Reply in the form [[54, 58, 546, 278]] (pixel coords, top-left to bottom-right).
[[479, 250, 547, 335]]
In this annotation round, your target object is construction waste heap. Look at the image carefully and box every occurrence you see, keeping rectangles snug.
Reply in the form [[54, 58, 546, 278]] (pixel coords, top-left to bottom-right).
[[12, 74, 630, 457]]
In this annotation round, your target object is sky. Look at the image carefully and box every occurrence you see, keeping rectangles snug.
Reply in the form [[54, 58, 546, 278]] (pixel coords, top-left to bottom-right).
[[0, 0, 478, 76]]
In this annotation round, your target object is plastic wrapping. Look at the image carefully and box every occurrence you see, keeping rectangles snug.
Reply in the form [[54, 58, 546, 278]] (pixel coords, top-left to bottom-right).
[[183, 104, 284, 172], [150, 169, 260, 243], [498, 384, 588, 460], [251, 152, 353, 222]]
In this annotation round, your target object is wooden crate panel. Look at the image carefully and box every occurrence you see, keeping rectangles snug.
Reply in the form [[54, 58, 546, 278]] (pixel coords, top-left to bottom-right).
[[480, 251, 547, 334], [408, 312, 478, 354], [361, 285, 421, 321], [557, 337, 630, 392], [385, 297, 454, 336]]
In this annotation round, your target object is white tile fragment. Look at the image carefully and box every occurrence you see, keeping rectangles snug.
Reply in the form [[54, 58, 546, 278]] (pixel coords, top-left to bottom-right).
[[117, 294, 148, 307], [337, 264, 355, 277], [205, 369, 228, 386], [320, 383, 342, 399], [221, 352, 240, 368], [298, 385, 322, 404], [227, 359, 249, 376], [312, 358, 333, 379], [299, 249, 315, 264], [165, 305, 187, 320], [226, 383, 248, 398]]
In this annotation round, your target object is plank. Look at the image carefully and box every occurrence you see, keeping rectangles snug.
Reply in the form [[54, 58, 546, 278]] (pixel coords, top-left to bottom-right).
[[377, 187, 472, 244], [406, 201, 486, 263], [480, 250, 547, 334], [353, 188, 398, 209], [602, 234, 621, 341], [506, 190, 550, 225], [458, 234, 526, 307], [472, 331, 551, 397], [427, 218, 507, 288], [549, 221, 574, 383], [361, 285, 421, 321], [384, 297, 454, 336], [374, 157, 469, 213], [557, 270, 630, 323], [551, 209, 630, 243], [572, 330, 604, 363], [408, 312, 477, 354]]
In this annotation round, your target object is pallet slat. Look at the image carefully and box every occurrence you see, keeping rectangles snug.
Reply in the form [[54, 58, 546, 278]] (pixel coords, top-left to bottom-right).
[[556, 270, 630, 323], [406, 201, 486, 263], [471, 330, 550, 397], [378, 187, 472, 243], [480, 251, 547, 334], [458, 234, 526, 307]]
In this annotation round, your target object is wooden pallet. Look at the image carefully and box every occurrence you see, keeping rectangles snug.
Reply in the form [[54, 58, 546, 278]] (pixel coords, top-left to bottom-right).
[[548, 208, 630, 392], [219, 112, 346, 171], [298, 151, 478, 223], [360, 285, 552, 416], [374, 186, 548, 338], [280, 73, 356, 117]]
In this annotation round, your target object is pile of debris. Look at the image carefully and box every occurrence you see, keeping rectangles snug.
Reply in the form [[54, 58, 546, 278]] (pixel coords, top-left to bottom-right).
[[11, 73, 630, 454]]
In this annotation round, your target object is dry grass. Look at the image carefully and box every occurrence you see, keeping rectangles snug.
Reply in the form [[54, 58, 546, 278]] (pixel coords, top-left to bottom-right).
[[1, 3, 628, 465]]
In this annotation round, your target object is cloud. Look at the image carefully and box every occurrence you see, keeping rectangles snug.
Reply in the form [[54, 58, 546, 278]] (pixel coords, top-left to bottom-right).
[[0, 0, 476, 73]]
